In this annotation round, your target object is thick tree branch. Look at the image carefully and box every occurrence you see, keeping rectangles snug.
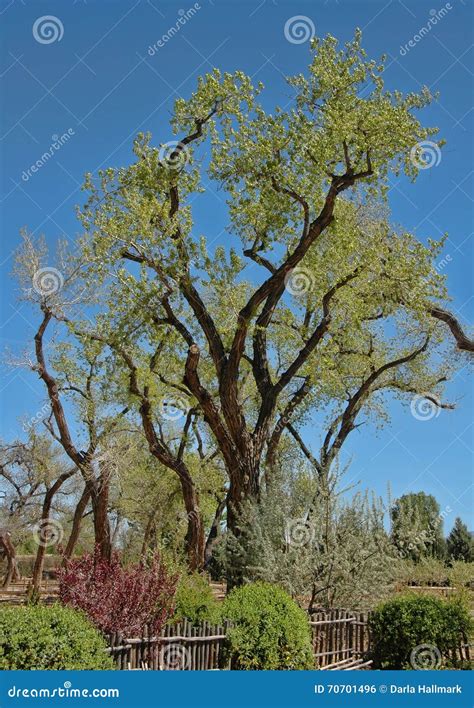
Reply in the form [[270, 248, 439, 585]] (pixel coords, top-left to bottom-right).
[[430, 306, 474, 353]]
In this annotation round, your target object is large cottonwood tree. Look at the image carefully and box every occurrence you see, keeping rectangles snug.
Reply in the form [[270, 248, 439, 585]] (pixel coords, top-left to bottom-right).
[[16, 32, 472, 572]]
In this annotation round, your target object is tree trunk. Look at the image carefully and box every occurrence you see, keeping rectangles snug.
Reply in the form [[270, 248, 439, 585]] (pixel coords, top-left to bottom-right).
[[226, 454, 261, 588], [32, 469, 76, 590], [204, 495, 227, 569], [0, 531, 20, 588], [63, 485, 91, 560], [140, 513, 158, 560], [180, 477, 205, 571], [90, 475, 111, 560], [227, 454, 261, 539]]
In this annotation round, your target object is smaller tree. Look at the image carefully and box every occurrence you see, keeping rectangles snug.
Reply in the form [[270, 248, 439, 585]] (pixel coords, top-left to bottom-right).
[[222, 461, 395, 609], [58, 546, 178, 636], [447, 518, 474, 563], [391, 492, 446, 561]]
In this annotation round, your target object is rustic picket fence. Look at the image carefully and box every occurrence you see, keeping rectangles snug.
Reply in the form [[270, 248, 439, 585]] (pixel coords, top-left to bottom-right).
[[106, 610, 372, 670], [107, 619, 232, 670], [310, 608, 371, 669]]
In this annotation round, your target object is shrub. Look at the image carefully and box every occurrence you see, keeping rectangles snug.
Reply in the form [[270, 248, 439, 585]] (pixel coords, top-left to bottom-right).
[[222, 582, 314, 670], [173, 574, 221, 625], [58, 546, 178, 636], [448, 561, 474, 591], [369, 594, 472, 669], [0, 604, 113, 670], [394, 558, 449, 587]]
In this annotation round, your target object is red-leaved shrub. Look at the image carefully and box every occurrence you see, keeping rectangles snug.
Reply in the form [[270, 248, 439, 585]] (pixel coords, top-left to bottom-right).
[[58, 547, 178, 637]]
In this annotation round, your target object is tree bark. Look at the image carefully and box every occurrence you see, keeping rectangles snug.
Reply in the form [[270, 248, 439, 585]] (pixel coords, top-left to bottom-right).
[[89, 470, 111, 560], [140, 512, 158, 559], [63, 484, 91, 560], [204, 494, 227, 569], [0, 531, 20, 588], [32, 468, 76, 591]]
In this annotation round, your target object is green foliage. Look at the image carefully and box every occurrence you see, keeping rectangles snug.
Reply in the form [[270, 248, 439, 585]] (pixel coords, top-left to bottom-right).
[[223, 471, 395, 610], [448, 561, 474, 590], [173, 574, 221, 625], [391, 492, 446, 561], [447, 518, 474, 562], [222, 582, 314, 670], [12, 29, 465, 586], [395, 557, 450, 586], [0, 604, 113, 670], [370, 594, 472, 670], [394, 557, 474, 602]]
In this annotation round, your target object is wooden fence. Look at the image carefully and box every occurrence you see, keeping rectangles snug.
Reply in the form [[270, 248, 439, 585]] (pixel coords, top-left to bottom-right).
[[310, 608, 370, 668], [107, 610, 372, 670], [107, 619, 232, 670]]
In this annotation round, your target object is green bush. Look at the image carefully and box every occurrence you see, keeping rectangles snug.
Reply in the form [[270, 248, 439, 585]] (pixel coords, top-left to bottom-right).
[[370, 594, 472, 670], [222, 582, 314, 670], [173, 573, 221, 625], [0, 604, 114, 670]]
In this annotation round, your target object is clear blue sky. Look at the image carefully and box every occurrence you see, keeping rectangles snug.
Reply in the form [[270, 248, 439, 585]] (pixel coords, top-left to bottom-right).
[[0, 0, 472, 532]]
